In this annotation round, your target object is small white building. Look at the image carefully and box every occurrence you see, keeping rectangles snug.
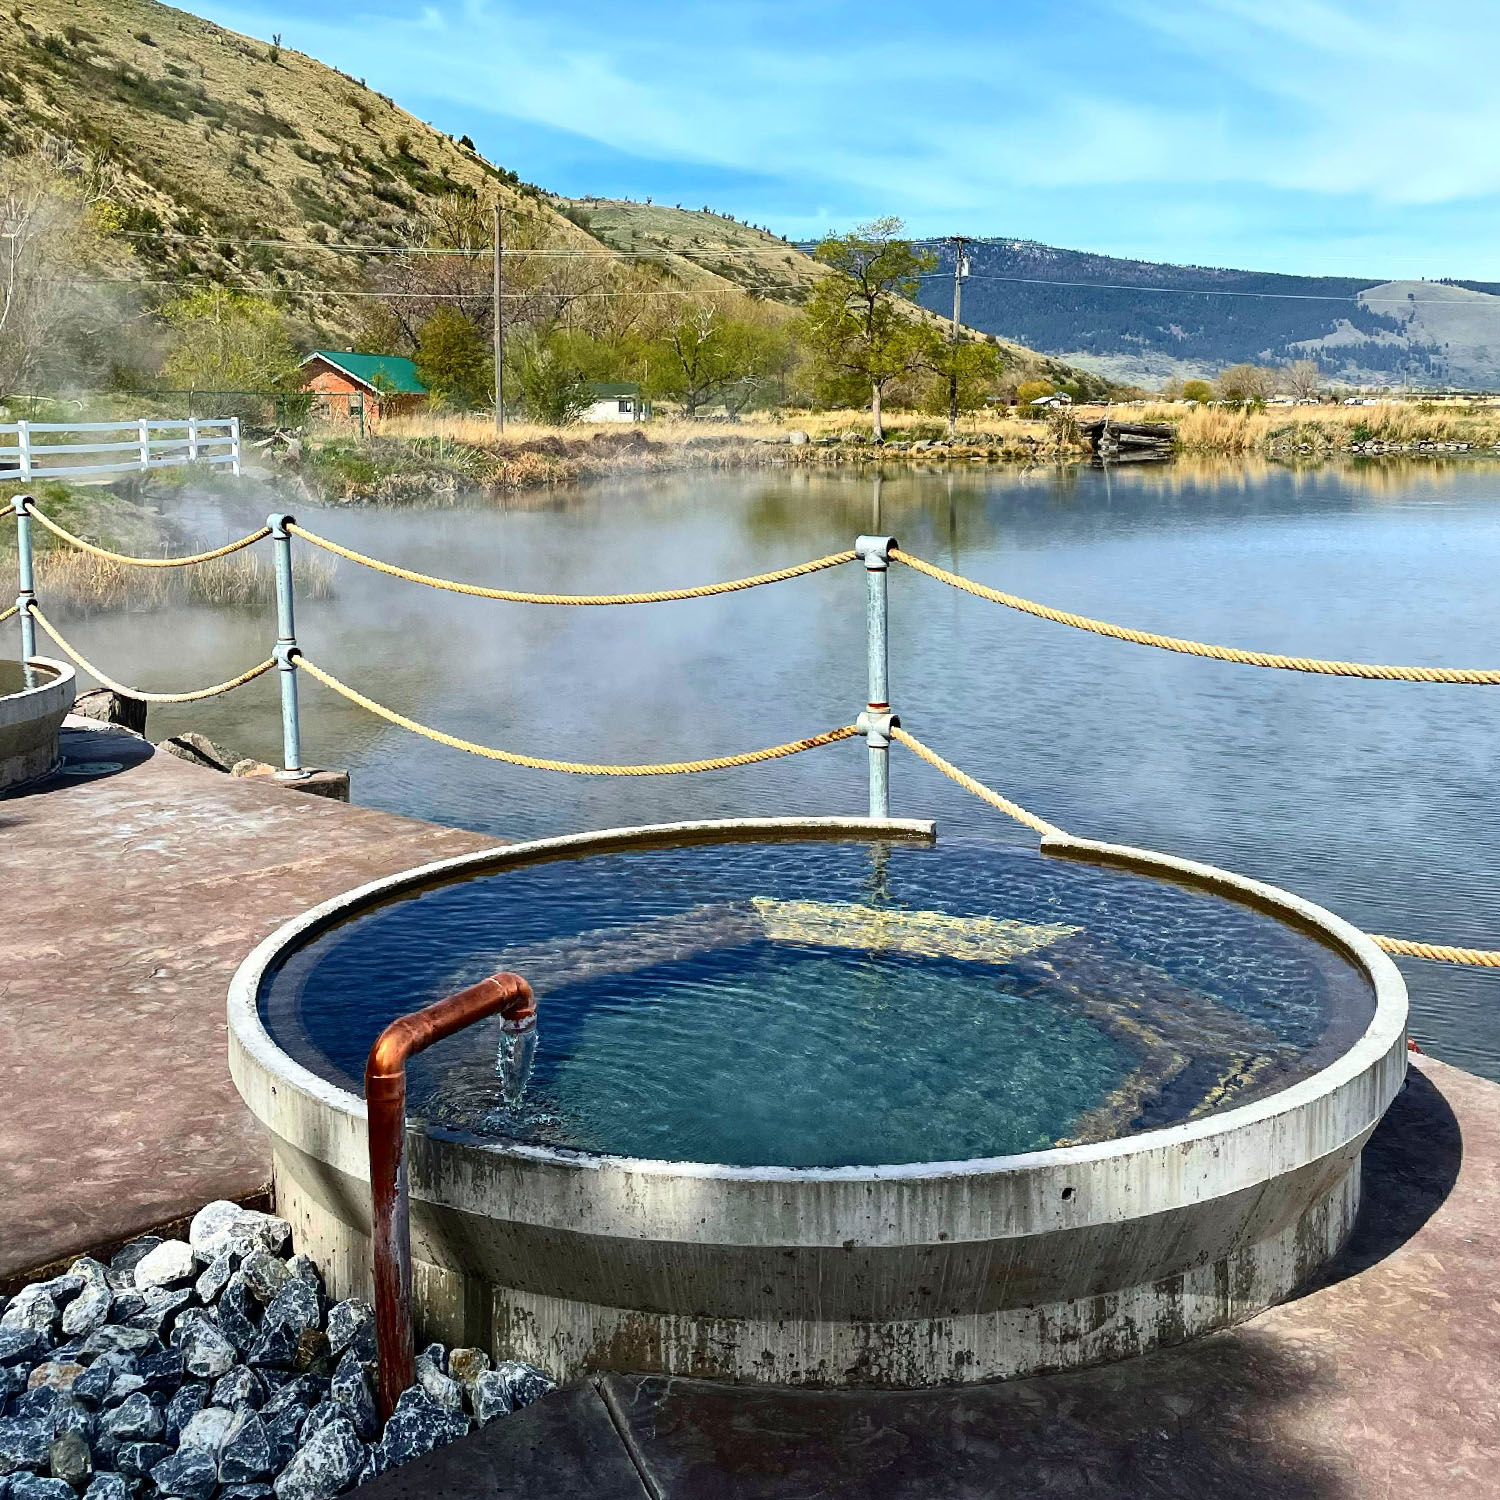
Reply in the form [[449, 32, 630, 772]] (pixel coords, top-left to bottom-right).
[[581, 383, 649, 423]]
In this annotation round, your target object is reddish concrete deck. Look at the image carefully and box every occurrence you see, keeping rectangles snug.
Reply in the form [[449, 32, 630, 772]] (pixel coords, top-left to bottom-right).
[[0, 720, 493, 1286]]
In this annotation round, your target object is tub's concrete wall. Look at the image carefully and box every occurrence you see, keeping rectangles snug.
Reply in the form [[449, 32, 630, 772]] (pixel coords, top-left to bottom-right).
[[228, 821, 1408, 1388], [0, 657, 73, 789]]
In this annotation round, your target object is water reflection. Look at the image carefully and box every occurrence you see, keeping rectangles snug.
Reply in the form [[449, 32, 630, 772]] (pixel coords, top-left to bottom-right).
[[49, 459, 1500, 1081]]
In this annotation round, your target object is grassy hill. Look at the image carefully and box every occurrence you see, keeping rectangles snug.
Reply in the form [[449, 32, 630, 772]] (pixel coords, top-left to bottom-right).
[[0, 0, 620, 331], [0, 0, 1113, 392]]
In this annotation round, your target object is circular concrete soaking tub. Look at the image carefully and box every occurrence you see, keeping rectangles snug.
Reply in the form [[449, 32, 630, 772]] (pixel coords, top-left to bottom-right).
[[0, 656, 74, 791], [228, 817, 1407, 1387]]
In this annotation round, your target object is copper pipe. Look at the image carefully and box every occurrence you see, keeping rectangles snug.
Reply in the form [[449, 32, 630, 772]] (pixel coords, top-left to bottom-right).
[[365, 971, 535, 1422]]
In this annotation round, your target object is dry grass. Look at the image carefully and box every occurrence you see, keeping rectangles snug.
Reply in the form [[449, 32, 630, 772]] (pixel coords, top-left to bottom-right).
[[25, 547, 334, 615], [1118, 401, 1500, 454]]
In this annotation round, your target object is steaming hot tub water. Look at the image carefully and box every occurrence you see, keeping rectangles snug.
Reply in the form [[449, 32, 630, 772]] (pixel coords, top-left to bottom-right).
[[260, 839, 1375, 1169]]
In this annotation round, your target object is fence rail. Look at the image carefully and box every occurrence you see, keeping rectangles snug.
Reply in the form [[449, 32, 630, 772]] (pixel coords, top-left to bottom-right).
[[6, 492, 1497, 974], [0, 418, 241, 484]]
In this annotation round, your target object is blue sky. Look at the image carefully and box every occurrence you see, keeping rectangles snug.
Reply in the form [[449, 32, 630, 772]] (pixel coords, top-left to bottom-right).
[[190, 0, 1500, 278]]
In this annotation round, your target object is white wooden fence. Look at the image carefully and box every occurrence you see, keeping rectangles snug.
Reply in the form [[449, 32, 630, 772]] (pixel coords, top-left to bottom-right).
[[0, 418, 241, 482]]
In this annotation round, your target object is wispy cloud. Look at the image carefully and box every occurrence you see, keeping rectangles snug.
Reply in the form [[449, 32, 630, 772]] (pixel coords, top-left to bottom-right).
[[188, 0, 1500, 275]]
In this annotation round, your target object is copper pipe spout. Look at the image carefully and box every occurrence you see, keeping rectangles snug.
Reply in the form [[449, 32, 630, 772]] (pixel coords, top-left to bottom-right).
[[365, 971, 535, 1422]]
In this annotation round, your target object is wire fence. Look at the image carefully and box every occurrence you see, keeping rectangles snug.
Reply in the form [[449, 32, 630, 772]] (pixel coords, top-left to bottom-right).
[[7, 493, 1497, 970]]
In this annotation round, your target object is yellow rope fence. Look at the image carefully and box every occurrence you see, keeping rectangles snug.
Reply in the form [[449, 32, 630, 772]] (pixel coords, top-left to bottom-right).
[[25, 503, 271, 568], [891, 724, 1500, 968], [889, 726, 1064, 837], [1370, 936, 1500, 968], [287, 522, 857, 604], [0, 602, 16, 625], [27, 605, 274, 702], [893, 549, 1500, 685], [296, 653, 860, 775]]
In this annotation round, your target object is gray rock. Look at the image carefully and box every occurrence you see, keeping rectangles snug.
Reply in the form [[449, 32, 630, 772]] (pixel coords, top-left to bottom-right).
[[31, 1280, 82, 1311], [163, 1384, 210, 1444], [65, 1264, 108, 1295], [416, 1344, 446, 1374], [80, 1476, 128, 1500], [25, 1365, 83, 1395], [244, 1324, 296, 1373], [101, 1395, 161, 1445], [221, 1487, 275, 1500], [62, 1366, 110, 1411], [49, 1403, 91, 1447], [188, 1205, 291, 1263], [179, 1324, 236, 1382], [217, 1411, 273, 1485], [470, 1371, 512, 1425], [9, 1475, 77, 1500], [211, 1367, 265, 1410], [290, 1331, 330, 1378], [216, 1278, 258, 1354], [260, 1379, 321, 1419], [445, 1348, 490, 1391], [378, 1388, 469, 1466], [159, 732, 241, 776], [136, 1349, 183, 1395], [193, 1256, 232, 1308], [786, 429, 810, 445], [101, 1294, 142, 1325], [46, 1427, 90, 1492], [353, 1446, 386, 1487], [272, 1412, 362, 1500], [107, 1241, 163, 1289], [263, 1407, 305, 1473], [177, 1405, 235, 1456], [57, 1292, 110, 1343], [296, 1404, 343, 1446], [113, 1442, 172, 1481], [414, 1356, 462, 1414], [10, 1389, 60, 1424], [327, 1355, 375, 1442], [149, 1447, 218, 1500], [0, 1331, 46, 1368], [78, 1329, 156, 1362], [101, 1375, 147, 1408], [238, 1255, 289, 1305], [285, 1258, 321, 1292], [1, 1291, 59, 1338], [0, 1417, 53, 1475], [321, 1305, 372, 1365], [260, 1284, 319, 1341], [484, 1361, 555, 1415], [129, 1243, 196, 1293], [126, 1289, 194, 1338]]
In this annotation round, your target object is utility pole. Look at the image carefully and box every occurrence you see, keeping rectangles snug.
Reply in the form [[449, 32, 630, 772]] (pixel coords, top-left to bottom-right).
[[947, 236, 970, 439], [492, 203, 504, 434]]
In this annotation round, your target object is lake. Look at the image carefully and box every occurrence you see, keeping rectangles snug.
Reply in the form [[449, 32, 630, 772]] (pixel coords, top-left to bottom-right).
[[62, 458, 1500, 1080]]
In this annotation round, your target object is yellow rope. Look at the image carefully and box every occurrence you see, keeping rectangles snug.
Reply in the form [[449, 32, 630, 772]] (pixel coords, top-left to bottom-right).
[[1371, 936, 1500, 968], [287, 522, 857, 604], [893, 549, 1500, 685], [889, 725, 1064, 837], [28, 605, 274, 702], [26, 504, 271, 568], [296, 654, 860, 774], [0, 602, 16, 624]]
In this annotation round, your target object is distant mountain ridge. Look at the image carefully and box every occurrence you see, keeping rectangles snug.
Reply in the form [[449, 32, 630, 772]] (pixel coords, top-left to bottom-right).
[[912, 239, 1500, 389]]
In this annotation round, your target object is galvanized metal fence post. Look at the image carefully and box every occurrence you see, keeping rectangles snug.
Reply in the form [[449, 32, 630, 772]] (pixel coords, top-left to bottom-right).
[[187, 417, 199, 463], [230, 417, 242, 477], [854, 535, 896, 818], [16, 420, 31, 480], [11, 495, 36, 659], [138, 419, 150, 473], [269, 514, 310, 780]]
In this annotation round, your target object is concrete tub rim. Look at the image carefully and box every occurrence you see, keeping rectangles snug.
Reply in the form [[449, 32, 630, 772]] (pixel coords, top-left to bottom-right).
[[228, 815, 1408, 1196], [0, 655, 73, 722]]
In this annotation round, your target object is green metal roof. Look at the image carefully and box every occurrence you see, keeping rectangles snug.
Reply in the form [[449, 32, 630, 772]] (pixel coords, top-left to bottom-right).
[[304, 350, 428, 395]]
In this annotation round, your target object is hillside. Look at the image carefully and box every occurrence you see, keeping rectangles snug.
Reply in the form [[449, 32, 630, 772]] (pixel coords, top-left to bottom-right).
[[0, 0, 1113, 393], [910, 239, 1500, 389], [557, 198, 827, 302], [0, 0, 625, 332]]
